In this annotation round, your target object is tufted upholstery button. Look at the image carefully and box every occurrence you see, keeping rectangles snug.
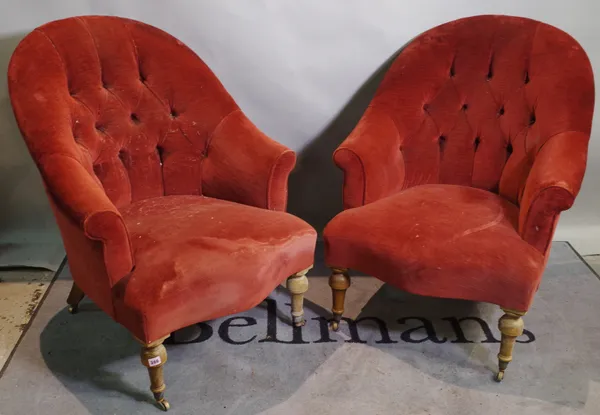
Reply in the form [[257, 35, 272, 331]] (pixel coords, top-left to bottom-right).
[[438, 135, 447, 151], [487, 56, 494, 80], [95, 122, 105, 133], [529, 112, 536, 125], [498, 106, 505, 116], [474, 136, 481, 150], [156, 146, 164, 165], [139, 72, 147, 83], [423, 103, 430, 112], [524, 71, 530, 84], [118, 149, 127, 162], [170, 108, 179, 118], [130, 113, 140, 124], [450, 58, 456, 78], [506, 142, 513, 156], [461, 103, 468, 111]]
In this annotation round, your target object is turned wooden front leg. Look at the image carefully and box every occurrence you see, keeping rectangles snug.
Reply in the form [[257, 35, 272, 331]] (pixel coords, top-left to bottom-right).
[[329, 267, 350, 331], [139, 336, 170, 411], [66, 282, 85, 314], [496, 308, 526, 382], [286, 267, 311, 327]]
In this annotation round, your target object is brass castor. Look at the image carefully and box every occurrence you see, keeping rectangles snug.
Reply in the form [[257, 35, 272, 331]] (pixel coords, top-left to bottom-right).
[[68, 305, 78, 314], [155, 395, 170, 411], [292, 316, 306, 327], [330, 320, 340, 332], [495, 371, 504, 382]]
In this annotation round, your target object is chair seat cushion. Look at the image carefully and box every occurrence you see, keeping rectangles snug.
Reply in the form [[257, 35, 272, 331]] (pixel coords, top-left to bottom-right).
[[324, 184, 545, 311], [114, 195, 316, 342]]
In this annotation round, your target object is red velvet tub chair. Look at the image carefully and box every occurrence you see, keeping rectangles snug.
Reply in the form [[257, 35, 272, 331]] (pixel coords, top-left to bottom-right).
[[324, 15, 594, 381], [8, 16, 316, 410]]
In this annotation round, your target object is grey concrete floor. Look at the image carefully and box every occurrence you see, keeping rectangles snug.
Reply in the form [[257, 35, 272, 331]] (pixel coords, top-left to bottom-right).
[[1, 249, 599, 375]]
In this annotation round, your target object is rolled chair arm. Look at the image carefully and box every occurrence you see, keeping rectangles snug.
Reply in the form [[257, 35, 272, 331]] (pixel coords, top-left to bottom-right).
[[40, 153, 134, 286], [333, 106, 405, 209], [519, 131, 589, 253], [201, 110, 296, 211]]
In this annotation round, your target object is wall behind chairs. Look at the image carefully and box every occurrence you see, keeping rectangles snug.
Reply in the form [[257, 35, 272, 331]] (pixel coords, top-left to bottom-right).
[[0, 0, 598, 254]]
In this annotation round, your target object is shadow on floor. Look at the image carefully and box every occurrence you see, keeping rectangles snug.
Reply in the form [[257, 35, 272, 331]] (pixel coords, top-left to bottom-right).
[[39, 279, 340, 414], [25, 243, 600, 414], [331, 243, 600, 409]]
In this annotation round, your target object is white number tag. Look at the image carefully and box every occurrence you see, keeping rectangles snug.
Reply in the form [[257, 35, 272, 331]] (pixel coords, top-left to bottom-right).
[[148, 356, 162, 367]]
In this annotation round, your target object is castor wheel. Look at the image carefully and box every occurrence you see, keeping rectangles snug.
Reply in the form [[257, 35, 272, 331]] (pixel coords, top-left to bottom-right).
[[156, 399, 170, 411], [495, 371, 504, 382], [292, 317, 306, 327], [330, 320, 339, 331], [68, 305, 78, 314]]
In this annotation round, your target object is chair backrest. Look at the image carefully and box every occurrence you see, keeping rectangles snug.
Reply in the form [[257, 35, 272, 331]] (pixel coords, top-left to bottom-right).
[[8, 16, 238, 208], [371, 15, 594, 204]]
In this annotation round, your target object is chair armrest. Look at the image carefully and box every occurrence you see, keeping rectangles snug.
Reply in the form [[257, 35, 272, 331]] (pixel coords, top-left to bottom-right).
[[519, 131, 589, 253], [40, 154, 134, 286], [201, 110, 296, 211], [333, 106, 405, 208]]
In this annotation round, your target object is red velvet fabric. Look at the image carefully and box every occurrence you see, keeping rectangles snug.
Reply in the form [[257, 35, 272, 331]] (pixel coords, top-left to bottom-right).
[[325, 16, 594, 311], [8, 16, 316, 342], [115, 195, 316, 342], [325, 185, 544, 310]]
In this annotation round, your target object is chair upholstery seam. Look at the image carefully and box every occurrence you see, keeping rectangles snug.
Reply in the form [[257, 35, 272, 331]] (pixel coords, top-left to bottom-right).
[[205, 109, 242, 153]]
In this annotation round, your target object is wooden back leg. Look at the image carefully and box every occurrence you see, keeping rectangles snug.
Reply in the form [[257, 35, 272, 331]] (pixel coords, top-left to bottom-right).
[[66, 282, 85, 314]]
